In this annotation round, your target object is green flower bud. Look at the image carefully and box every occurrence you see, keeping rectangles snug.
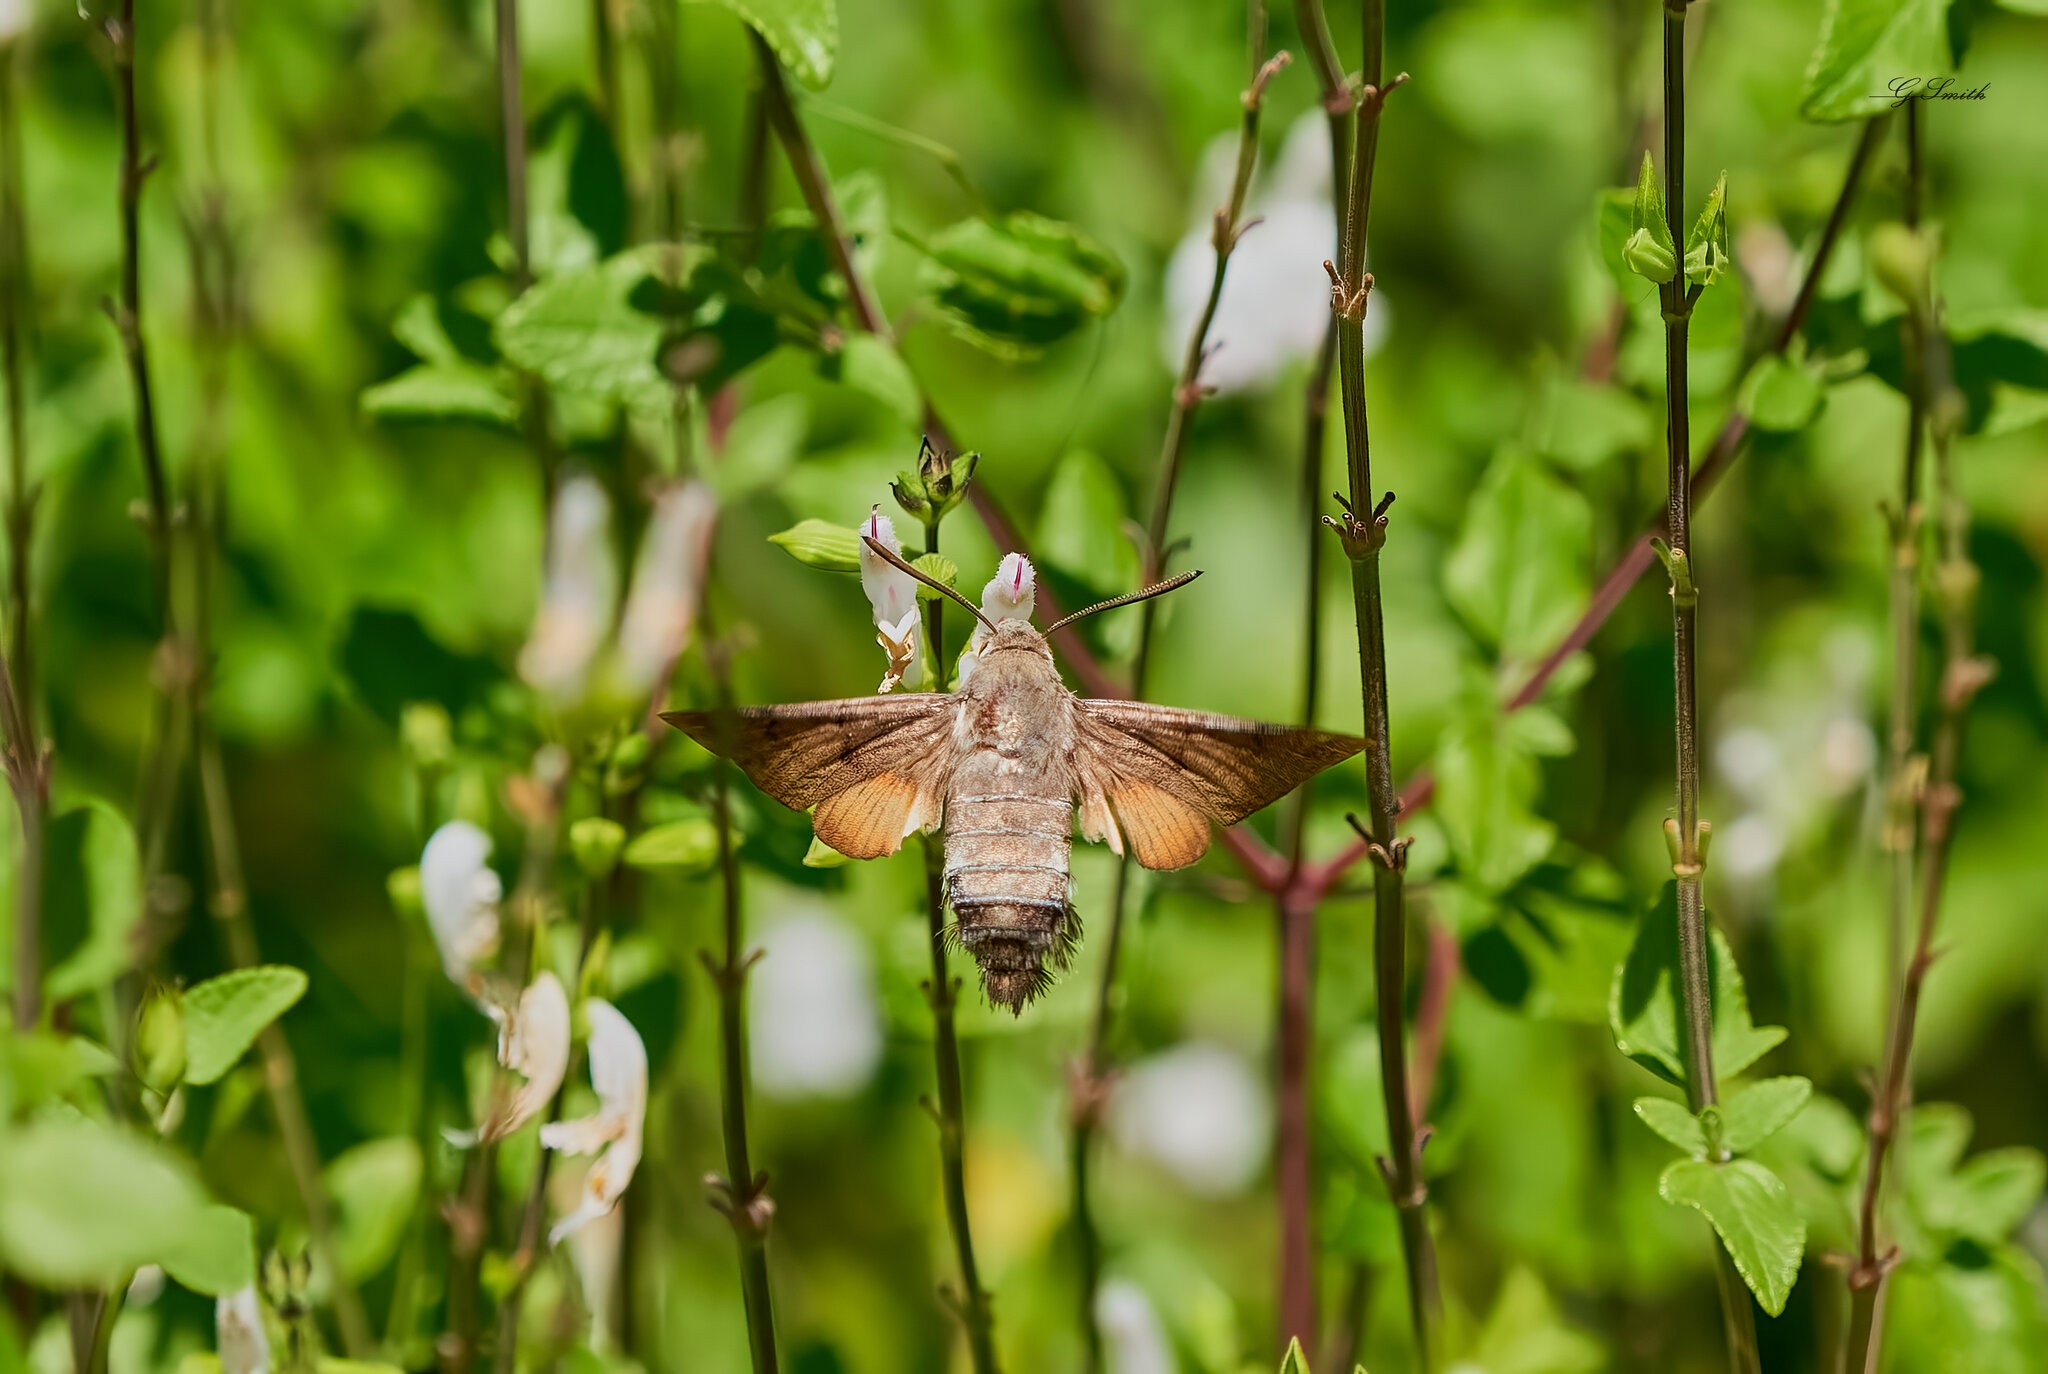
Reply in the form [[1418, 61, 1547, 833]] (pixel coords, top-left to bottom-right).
[[1869, 222, 1934, 309], [569, 816, 628, 879], [387, 865, 425, 922], [136, 986, 186, 1094], [767, 519, 864, 573], [604, 730, 652, 796], [1624, 227, 1677, 285], [400, 702, 453, 769]]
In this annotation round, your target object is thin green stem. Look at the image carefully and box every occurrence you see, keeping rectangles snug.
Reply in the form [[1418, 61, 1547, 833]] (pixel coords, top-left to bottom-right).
[[918, 517, 1001, 1374], [1072, 11, 1284, 1361], [1322, 0, 1437, 1362], [705, 646, 781, 1374], [1656, 6, 1761, 1367], [0, 40, 43, 1036]]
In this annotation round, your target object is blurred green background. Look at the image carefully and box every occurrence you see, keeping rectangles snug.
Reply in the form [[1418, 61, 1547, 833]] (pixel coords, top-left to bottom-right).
[[0, 0, 2045, 1369]]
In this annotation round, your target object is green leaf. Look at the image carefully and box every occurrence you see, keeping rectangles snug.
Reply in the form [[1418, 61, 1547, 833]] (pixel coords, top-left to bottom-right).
[[822, 333, 920, 427], [1738, 355, 1826, 432], [1594, 187, 1638, 293], [1944, 1149, 2048, 1244], [768, 518, 863, 573], [1531, 375, 1653, 472], [1444, 448, 1594, 664], [184, 965, 309, 1086], [1634, 1097, 1709, 1155], [1467, 1266, 1606, 1374], [160, 1204, 257, 1296], [699, 0, 839, 88], [1434, 705, 1562, 893], [1801, 0, 1953, 122], [622, 819, 721, 873], [1659, 1158, 1807, 1315], [801, 834, 852, 868], [42, 801, 142, 1001], [1036, 448, 1138, 590], [1279, 1335, 1311, 1374], [1900, 1105, 2047, 1247], [1610, 884, 1788, 1089], [1684, 170, 1730, 288], [1624, 152, 1676, 284], [361, 363, 521, 428], [919, 212, 1126, 359], [495, 250, 681, 412], [910, 553, 958, 600], [527, 94, 629, 275], [1885, 1243, 2048, 1373], [0, 1032, 119, 1113], [1721, 1077, 1814, 1154], [327, 1138, 423, 1280], [0, 1118, 213, 1287]]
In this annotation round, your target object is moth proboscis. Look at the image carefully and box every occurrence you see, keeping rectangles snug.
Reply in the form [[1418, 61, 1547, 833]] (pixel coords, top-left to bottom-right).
[[665, 542, 1364, 1013]]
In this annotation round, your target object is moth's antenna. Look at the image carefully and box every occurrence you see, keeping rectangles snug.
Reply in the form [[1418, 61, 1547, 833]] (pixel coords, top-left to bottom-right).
[[1046, 570, 1202, 634], [861, 535, 997, 631]]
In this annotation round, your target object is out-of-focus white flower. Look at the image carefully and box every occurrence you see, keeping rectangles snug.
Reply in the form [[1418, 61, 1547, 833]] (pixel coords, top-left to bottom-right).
[[542, 999, 648, 1244], [615, 480, 718, 698], [1715, 725, 1782, 808], [1720, 813, 1787, 882], [1159, 114, 1387, 396], [1818, 717, 1877, 797], [1108, 1041, 1269, 1196], [750, 912, 883, 1100], [469, 972, 572, 1143], [564, 1190, 625, 1352], [520, 476, 619, 701], [420, 820, 502, 990], [0, 0, 29, 47], [1096, 1278, 1175, 1374], [216, 1286, 270, 1374], [957, 553, 1037, 686], [858, 506, 921, 693]]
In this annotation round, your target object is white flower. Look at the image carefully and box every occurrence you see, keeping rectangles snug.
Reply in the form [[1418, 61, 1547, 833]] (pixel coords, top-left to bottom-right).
[[519, 476, 619, 701], [419, 820, 502, 990], [542, 999, 648, 1244], [1096, 1278, 1175, 1374], [750, 912, 883, 1100], [0, 0, 28, 46], [473, 972, 572, 1143], [1109, 1041, 1269, 1196], [858, 506, 921, 693], [216, 1286, 270, 1374], [957, 553, 1037, 686], [615, 480, 718, 698], [564, 1196, 625, 1352], [1159, 113, 1386, 396]]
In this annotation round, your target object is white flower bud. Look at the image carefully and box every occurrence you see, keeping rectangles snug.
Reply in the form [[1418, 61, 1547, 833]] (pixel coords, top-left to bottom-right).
[[615, 481, 718, 698], [216, 1286, 270, 1374], [419, 820, 502, 990], [541, 999, 647, 1243], [519, 476, 618, 702], [957, 553, 1037, 686], [858, 506, 921, 692]]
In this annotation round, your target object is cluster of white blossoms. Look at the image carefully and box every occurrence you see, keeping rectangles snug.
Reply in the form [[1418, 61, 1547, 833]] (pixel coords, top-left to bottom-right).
[[418, 818, 648, 1241], [856, 504, 1039, 692], [520, 475, 717, 707]]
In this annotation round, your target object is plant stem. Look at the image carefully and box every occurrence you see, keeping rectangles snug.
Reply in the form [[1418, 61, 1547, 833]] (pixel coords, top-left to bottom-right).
[[1655, 6, 1761, 1366], [916, 516, 1001, 1374], [1880, 102, 1924, 1037], [0, 37, 44, 1036], [1843, 121, 1982, 1374], [1322, 0, 1437, 1359], [704, 641, 781, 1374], [1069, 15, 1285, 1362], [494, 0, 529, 289]]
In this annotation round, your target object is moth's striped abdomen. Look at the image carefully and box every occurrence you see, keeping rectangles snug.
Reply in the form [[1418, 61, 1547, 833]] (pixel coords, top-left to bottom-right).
[[943, 785, 1076, 1011]]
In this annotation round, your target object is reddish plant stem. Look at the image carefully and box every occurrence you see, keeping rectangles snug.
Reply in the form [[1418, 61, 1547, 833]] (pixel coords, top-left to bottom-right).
[[1843, 127, 1982, 1374]]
